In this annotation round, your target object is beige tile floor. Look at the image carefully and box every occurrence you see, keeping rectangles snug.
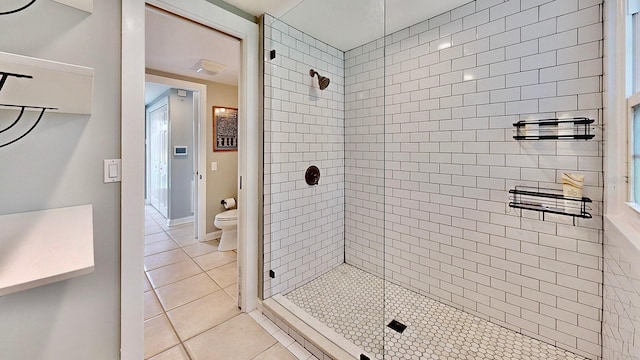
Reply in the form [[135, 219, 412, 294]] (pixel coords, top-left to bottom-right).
[[143, 205, 309, 360]]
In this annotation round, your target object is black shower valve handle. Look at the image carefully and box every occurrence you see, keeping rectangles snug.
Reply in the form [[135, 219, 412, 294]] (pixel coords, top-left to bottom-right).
[[305, 165, 320, 186]]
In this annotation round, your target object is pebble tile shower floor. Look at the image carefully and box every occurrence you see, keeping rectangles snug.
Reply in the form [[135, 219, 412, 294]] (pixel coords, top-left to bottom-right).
[[285, 264, 586, 360]]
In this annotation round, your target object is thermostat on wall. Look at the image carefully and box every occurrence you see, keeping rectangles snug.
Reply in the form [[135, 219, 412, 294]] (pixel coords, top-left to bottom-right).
[[174, 146, 188, 156]]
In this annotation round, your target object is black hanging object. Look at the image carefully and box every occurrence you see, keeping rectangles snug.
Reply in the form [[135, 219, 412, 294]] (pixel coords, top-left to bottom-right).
[[269, 270, 275, 279], [0, 0, 37, 16], [305, 166, 320, 185], [0, 104, 57, 148], [270, 50, 276, 60], [0, 72, 32, 92]]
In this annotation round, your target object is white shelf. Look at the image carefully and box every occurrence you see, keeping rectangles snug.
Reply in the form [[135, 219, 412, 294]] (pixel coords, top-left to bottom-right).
[[0, 51, 94, 115], [0, 204, 94, 296]]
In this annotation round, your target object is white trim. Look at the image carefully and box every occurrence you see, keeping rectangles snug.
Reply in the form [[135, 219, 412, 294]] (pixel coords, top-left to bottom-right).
[[166, 216, 194, 227], [628, 92, 640, 203], [120, 1, 145, 358], [627, 202, 640, 215], [121, 1, 260, 358], [605, 214, 640, 251], [205, 230, 223, 241], [605, 0, 632, 216], [145, 73, 207, 241]]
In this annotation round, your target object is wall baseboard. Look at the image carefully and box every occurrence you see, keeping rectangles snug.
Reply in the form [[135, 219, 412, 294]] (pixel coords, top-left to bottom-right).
[[204, 230, 223, 241], [166, 216, 193, 227]]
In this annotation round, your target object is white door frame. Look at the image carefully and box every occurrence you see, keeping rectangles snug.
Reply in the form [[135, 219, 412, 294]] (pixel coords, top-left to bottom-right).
[[121, 1, 260, 359], [145, 74, 207, 240]]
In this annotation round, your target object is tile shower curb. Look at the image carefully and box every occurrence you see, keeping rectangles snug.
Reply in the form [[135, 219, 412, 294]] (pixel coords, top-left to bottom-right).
[[263, 295, 371, 360]]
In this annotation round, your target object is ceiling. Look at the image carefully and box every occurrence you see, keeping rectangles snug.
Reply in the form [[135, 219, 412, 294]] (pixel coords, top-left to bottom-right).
[[222, 0, 473, 51], [144, 1, 473, 87], [145, 7, 240, 86]]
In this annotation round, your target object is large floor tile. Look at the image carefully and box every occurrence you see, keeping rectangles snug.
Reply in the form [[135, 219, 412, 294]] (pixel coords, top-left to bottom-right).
[[145, 225, 164, 236], [194, 251, 236, 271], [184, 313, 276, 360], [207, 261, 237, 288], [155, 273, 220, 310], [167, 290, 241, 341], [167, 225, 193, 240], [146, 259, 202, 289], [144, 315, 180, 359], [172, 236, 199, 247], [145, 232, 171, 244], [148, 345, 190, 360], [252, 343, 298, 360], [223, 284, 238, 303], [144, 291, 163, 320], [145, 239, 179, 257], [145, 249, 189, 271], [182, 241, 219, 257]]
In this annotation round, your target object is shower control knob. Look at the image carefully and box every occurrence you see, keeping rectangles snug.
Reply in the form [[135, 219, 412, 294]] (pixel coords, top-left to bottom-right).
[[305, 166, 320, 186]]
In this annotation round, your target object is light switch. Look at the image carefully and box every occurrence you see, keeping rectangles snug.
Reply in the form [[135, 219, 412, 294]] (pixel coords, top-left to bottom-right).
[[104, 159, 122, 183], [211, 162, 218, 171], [108, 164, 118, 178]]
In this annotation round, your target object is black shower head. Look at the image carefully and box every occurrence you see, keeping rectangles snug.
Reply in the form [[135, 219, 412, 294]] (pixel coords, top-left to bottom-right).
[[309, 69, 330, 90]]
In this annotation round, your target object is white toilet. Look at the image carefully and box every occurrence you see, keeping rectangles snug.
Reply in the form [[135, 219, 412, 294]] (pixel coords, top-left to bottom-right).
[[214, 209, 238, 251]]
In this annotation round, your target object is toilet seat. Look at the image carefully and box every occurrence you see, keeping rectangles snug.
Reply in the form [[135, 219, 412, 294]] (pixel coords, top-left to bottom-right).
[[215, 209, 237, 222]]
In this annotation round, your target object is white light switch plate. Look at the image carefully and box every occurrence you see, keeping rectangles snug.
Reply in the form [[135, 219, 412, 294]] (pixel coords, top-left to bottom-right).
[[104, 159, 121, 183], [211, 162, 218, 171]]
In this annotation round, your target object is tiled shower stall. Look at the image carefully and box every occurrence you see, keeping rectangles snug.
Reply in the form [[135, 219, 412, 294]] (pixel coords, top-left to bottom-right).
[[263, 0, 608, 359]]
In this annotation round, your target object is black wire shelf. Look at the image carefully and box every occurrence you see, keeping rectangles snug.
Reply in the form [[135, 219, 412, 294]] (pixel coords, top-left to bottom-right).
[[513, 117, 595, 140], [509, 186, 592, 225]]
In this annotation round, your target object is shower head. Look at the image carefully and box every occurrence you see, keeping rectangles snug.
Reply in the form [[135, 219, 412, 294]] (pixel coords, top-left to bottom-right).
[[309, 69, 330, 90]]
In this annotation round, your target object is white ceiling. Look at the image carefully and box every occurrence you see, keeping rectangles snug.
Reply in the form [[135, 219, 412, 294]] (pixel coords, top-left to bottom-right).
[[145, 7, 241, 85], [144, 1, 473, 85], [223, 0, 472, 51]]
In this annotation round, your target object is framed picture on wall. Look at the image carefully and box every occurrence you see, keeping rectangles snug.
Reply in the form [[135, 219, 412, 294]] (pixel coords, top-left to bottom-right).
[[213, 106, 238, 152]]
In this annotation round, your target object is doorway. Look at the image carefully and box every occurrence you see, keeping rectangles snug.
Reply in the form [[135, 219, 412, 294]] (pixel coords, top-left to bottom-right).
[[121, 1, 260, 358], [146, 97, 169, 219], [144, 75, 206, 240]]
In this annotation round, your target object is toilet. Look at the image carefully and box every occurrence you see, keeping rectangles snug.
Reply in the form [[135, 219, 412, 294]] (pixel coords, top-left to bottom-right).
[[214, 209, 238, 251]]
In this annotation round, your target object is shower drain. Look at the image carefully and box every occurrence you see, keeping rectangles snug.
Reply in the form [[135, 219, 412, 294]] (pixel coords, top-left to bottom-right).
[[387, 319, 407, 334]]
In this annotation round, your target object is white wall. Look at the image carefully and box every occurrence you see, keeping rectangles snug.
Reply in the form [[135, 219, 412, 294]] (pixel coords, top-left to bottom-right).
[[345, 1, 604, 359], [263, 14, 346, 297], [0, 1, 121, 359]]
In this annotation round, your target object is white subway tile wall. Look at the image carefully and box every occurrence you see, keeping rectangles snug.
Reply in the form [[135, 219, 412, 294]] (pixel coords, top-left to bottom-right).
[[263, 15, 346, 297], [345, 1, 603, 359], [603, 228, 640, 359]]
